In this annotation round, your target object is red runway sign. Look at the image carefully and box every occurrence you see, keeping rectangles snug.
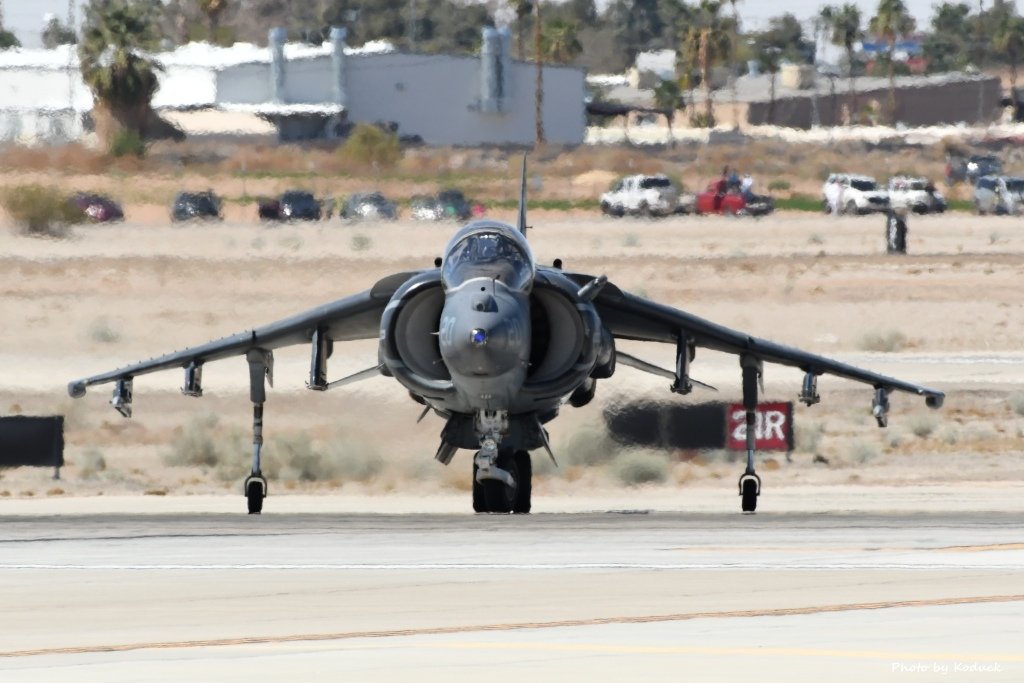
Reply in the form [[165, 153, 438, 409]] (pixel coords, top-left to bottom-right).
[[726, 402, 794, 451]]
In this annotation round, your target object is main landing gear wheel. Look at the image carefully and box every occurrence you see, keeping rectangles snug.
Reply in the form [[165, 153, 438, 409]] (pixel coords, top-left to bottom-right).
[[245, 475, 267, 515], [739, 474, 760, 513], [473, 449, 532, 514]]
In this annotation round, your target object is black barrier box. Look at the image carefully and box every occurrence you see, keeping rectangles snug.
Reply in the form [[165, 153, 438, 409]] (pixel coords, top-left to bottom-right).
[[604, 401, 794, 452], [604, 401, 728, 450], [0, 416, 65, 468]]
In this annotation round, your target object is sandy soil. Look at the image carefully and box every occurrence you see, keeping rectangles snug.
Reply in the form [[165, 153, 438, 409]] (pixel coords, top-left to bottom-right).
[[1, 211, 1023, 501]]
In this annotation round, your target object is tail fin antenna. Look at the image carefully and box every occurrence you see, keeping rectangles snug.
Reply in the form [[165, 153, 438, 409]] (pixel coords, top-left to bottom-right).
[[516, 154, 528, 236]]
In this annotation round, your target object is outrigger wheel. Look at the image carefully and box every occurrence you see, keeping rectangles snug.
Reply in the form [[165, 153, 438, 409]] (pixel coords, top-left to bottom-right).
[[245, 475, 267, 515]]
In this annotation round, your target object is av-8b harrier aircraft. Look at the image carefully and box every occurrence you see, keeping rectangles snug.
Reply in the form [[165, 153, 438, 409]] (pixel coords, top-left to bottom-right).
[[69, 162, 944, 515]]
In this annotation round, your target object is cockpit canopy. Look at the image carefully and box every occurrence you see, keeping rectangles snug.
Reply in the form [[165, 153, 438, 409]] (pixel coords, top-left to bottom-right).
[[441, 226, 534, 291]]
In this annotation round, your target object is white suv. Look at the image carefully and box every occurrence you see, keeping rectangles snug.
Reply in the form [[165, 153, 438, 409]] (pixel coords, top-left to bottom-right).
[[600, 174, 680, 217], [822, 174, 890, 215], [887, 176, 946, 214]]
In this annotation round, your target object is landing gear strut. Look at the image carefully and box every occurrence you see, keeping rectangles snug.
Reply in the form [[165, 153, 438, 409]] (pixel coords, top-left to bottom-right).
[[738, 355, 762, 513], [245, 349, 271, 515]]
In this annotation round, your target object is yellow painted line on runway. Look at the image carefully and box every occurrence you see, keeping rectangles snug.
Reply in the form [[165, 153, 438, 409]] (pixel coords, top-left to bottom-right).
[[2, 593, 1022, 659], [421, 642, 1024, 662], [936, 543, 1024, 552]]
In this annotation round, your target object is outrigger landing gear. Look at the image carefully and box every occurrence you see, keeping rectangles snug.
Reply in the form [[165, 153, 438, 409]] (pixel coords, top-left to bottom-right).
[[738, 355, 762, 514], [245, 349, 272, 515]]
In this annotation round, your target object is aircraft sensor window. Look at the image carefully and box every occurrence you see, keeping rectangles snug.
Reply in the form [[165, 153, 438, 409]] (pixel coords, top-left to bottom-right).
[[442, 232, 533, 291]]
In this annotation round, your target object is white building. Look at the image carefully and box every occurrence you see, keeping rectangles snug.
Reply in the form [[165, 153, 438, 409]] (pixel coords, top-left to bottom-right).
[[0, 28, 587, 146]]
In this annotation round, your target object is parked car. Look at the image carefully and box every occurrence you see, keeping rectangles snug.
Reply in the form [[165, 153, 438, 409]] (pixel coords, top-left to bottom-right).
[[946, 154, 1002, 186], [887, 176, 946, 214], [410, 189, 473, 221], [258, 190, 322, 221], [600, 174, 680, 217], [973, 175, 1024, 215], [68, 192, 124, 222], [822, 174, 890, 215], [694, 181, 774, 216], [340, 192, 398, 221], [171, 191, 222, 221]]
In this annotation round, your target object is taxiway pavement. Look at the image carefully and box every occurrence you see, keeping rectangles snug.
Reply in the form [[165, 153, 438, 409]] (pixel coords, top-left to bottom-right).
[[1, 508, 1022, 681]]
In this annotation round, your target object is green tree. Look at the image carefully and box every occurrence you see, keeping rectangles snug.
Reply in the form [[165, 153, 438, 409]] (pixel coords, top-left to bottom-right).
[[682, 0, 732, 127], [869, 0, 916, 124], [79, 0, 163, 145], [922, 3, 972, 72], [994, 15, 1024, 98], [196, 0, 229, 44], [0, 0, 20, 49], [541, 18, 582, 64], [42, 16, 77, 48], [821, 3, 863, 125], [652, 78, 682, 145]]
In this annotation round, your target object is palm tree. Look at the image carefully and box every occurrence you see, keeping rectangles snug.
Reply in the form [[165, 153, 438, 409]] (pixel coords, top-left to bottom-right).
[[823, 3, 862, 125], [512, 0, 532, 59], [869, 0, 916, 125], [994, 15, 1024, 101], [79, 0, 162, 142], [541, 18, 582, 64], [816, 6, 839, 124], [653, 78, 682, 145], [682, 0, 732, 127], [196, 0, 229, 44], [757, 45, 782, 124]]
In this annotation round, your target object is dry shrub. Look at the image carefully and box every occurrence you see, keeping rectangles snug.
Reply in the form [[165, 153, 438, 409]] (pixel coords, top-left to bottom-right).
[[78, 448, 107, 479], [341, 124, 402, 169], [164, 414, 240, 469], [1008, 391, 1024, 417], [794, 420, 824, 454], [1, 184, 84, 237], [610, 449, 670, 485], [556, 426, 619, 468], [0, 143, 109, 174], [845, 439, 879, 464], [908, 413, 937, 438], [266, 434, 383, 483], [857, 329, 908, 353]]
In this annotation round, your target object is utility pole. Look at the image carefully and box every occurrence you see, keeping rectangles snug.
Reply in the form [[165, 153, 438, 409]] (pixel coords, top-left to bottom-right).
[[534, 1, 544, 146]]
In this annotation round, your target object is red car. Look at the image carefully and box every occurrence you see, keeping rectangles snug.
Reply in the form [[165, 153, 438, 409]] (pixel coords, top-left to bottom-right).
[[695, 181, 774, 216], [68, 192, 124, 222]]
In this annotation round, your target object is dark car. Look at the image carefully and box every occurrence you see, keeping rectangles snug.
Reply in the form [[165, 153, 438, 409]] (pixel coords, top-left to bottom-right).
[[258, 190, 322, 221], [340, 192, 398, 221], [945, 154, 1002, 186], [68, 192, 124, 222], [410, 189, 473, 221], [171, 191, 222, 221]]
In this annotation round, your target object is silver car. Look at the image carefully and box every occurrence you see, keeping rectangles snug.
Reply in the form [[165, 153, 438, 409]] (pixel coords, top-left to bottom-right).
[[973, 176, 1024, 215]]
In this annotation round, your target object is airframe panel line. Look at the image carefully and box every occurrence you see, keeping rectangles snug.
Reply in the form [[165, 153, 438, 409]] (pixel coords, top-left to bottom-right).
[[3, 594, 1023, 659]]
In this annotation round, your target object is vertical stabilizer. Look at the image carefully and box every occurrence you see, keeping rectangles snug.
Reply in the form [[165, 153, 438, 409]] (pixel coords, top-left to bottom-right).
[[516, 154, 528, 236]]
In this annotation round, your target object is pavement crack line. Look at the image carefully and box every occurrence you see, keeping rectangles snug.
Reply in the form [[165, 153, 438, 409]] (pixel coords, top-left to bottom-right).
[[2, 593, 1023, 659]]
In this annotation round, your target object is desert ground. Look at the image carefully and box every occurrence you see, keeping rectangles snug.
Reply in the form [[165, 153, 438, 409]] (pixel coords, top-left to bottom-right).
[[0, 209, 1023, 506]]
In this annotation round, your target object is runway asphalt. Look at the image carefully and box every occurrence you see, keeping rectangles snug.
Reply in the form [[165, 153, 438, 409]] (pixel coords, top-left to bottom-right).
[[1, 509, 1023, 681]]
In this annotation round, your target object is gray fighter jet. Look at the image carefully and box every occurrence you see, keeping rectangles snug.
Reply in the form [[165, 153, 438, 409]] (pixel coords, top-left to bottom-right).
[[69, 161, 944, 515]]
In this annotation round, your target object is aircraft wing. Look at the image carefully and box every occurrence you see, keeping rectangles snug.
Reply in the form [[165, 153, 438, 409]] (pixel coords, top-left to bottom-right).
[[68, 271, 418, 398], [584, 277, 944, 405]]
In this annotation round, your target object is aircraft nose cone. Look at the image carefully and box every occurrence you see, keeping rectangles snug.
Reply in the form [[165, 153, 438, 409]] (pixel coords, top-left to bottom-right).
[[438, 286, 530, 379]]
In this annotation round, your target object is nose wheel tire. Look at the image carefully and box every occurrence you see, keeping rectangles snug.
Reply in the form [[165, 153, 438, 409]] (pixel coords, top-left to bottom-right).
[[473, 449, 532, 514]]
